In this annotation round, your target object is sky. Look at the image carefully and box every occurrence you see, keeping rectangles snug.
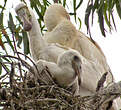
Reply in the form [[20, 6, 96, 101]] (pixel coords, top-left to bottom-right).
[[0, 0, 121, 82]]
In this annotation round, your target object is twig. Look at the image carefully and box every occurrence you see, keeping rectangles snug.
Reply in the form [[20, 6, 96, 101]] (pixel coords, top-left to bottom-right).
[[0, 55, 33, 72], [12, 33, 21, 61], [10, 62, 15, 88], [0, 73, 8, 80], [16, 52, 39, 74], [0, 61, 9, 75], [93, 81, 121, 109], [18, 62, 24, 81]]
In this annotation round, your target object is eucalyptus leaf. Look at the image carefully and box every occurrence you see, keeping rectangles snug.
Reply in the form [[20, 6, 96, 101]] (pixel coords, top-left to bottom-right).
[[0, 13, 3, 26], [34, 5, 43, 21], [104, 3, 111, 29], [63, 0, 66, 7], [73, 0, 77, 22], [85, 4, 93, 33], [4, 33, 14, 52], [0, 58, 2, 75], [17, 35, 22, 48], [76, 0, 83, 10], [111, 12, 117, 31], [116, 0, 121, 19], [22, 31, 30, 55], [0, 5, 3, 9], [8, 13, 15, 33], [92, 0, 99, 24], [98, 8, 105, 37], [78, 17, 81, 30], [59, 0, 62, 4], [2, 56, 10, 62], [0, 33, 5, 50]]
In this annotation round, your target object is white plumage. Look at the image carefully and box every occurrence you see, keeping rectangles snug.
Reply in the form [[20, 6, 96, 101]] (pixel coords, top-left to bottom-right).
[[15, 3, 101, 92], [44, 4, 114, 85], [15, 3, 121, 109], [15, 3, 81, 89]]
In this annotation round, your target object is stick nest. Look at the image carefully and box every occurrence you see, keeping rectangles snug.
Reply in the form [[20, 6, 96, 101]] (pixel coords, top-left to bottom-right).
[[0, 53, 119, 110], [0, 54, 95, 110]]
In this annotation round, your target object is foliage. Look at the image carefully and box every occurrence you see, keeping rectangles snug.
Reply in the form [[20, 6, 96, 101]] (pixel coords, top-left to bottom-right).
[[85, 0, 120, 37]]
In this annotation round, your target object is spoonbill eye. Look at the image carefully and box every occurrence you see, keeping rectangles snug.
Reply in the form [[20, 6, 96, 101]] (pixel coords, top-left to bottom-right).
[[73, 55, 79, 62]]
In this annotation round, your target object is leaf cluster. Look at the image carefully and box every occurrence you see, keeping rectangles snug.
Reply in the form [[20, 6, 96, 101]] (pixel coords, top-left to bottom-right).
[[85, 0, 121, 37]]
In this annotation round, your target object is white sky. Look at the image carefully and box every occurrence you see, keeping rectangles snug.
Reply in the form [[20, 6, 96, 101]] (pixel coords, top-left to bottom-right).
[[0, 0, 121, 82]]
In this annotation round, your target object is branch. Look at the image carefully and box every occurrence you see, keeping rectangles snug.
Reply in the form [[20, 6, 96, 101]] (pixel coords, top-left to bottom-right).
[[82, 81, 121, 110]]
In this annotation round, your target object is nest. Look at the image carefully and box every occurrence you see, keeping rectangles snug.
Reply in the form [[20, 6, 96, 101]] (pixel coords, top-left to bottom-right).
[[0, 52, 119, 110], [0, 53, 95, 110]]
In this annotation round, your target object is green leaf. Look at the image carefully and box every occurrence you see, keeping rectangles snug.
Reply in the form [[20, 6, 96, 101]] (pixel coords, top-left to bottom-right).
[[15, 26, 23, 48], [17, 36, 22, 48], [76, 0, 83, 10], [73, 0, 77, 22], [15, 26, 21, 41], [92, 0, 99, 24], [98, 8, 106, 37], [4, 0, 7, 4], [4, 32, 14, 52], [0, 59, 2, 75], [38, 19, 42, 32], [109, 0, 112, 9], [1, 28, 14, 52], [111, 12, 117, 31], [0, 5, 3, 9], [0, 13, 3, 27], [43, 0, 47, 6], [97, 0, 104, 12], [36, 0, 41, 6], [46, 0, 51, 5], [78, 17, 81, 30], [92, 0, 99, 12], [8, 13, 15, 33], [107, 0, 114, 10], [34, 5, 43, 21], [22, 31, 30, 55], [85, 4, 93, 32], [15, 16, 23, 27], [58, 0, 62, 4], [0, 32, 5, 50], [63, 0, 66, 7], [42, 0, 50, 7], [40, 5, 46, 16], [116, 0, 121, 19], [30, 0, 41, 8], [1, 0, 7, 12], [104, 3, 111, 29], [2, 57, 10, 62], [69, 12, 76, 15]]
